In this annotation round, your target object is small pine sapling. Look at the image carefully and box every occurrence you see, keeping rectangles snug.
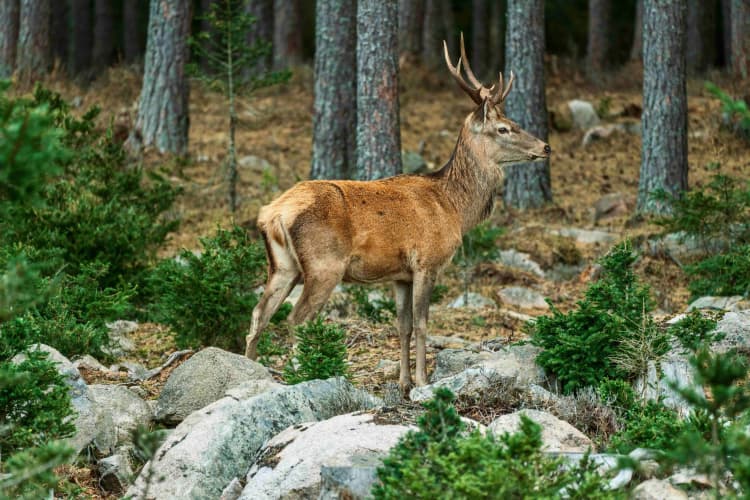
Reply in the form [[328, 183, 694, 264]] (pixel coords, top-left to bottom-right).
[[188, 0, 290, 212], [284, 316, 348, 384], [453, 222, 503, 304]]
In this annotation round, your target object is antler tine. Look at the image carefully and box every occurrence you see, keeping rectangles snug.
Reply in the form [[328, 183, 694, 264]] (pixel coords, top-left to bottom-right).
[[443, 40, 483, 105], [501, 70, 515, 102], [458, 32, 484, 91]]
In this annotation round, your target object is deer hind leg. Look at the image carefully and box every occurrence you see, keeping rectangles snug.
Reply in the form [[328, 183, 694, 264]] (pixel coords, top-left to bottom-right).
[[412, 272, 436, 387], [287, 261, 346, 326], [394, 281, 414, 395], [245, 237, 300, 359]]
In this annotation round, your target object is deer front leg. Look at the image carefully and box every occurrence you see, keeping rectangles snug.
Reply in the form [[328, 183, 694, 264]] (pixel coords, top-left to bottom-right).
[[394, 281, 413, 395], [412, 273, 436, 387]]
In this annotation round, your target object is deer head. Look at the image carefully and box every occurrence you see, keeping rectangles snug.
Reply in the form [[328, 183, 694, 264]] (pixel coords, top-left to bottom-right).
[[444, 34, 551, 165]]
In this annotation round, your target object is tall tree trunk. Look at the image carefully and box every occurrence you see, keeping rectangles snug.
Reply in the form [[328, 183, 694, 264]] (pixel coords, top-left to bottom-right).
[[273, 0, 302, 69], [50, 0, 68, 69], [245, 0, 273, 73], [730, 0, 750, 78], [133, 0, 191, 155], [70, 0, 93, 75], [93, 0, 115, 71], [16, 0, 51, 85], [311, 0, 357, 180], [721, 0, 731, 66], [638, 0, 688, 214], [686, 0, 704, 71], [587, 0, 610, 75], [399, 0, 423, 60], [122, 0, 145, 62], [422, 0, 452, 69], [503, 0, 551, 209], [0, 0, 19, 78], [488, 0, 505, 73], [356, 0, 402, 180], [471, 0, 489, 79], [630, 0, 643, 61]]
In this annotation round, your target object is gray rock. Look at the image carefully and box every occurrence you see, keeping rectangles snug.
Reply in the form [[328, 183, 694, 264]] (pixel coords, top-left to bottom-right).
[[496, 249, 545, 278], [687, 296, 746, 312], [12, 344, 102, 456], [239, 412, 410, 499], [319, 461, 381, 500], [402, 150, 428, 174], [224, 379, 282, 400], [489, 410, 594, 453], [376, 359, 400, 381], [594, 193, 631, 222], [633, 479, 688, 500], [546, 263, 585, 282], [646, 232, 727, 261], [127, 378, 380, 500], [448, 292, 497, 309], [99, 448, 135, 495], [430, 344, 542, 383], [104, 320, 138, 357], [713, 310, 750, 352], [155, 347, 273, 424], [551, 227, 618, 245], [635, 349, 702, 417], [220, 478, 244, 500], [567, 100, 600, 130], [554, 452, 632, 490], [497, 286, 549, 310], [72, 354, 109, 372], [89, 385, 153, 451], [238, 155, 273, 172]]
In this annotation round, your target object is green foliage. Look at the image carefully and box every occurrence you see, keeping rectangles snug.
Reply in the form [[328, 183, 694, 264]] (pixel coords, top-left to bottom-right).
[[609, 403, 684, 455], [453, 222, 503, 266], [0, 439, 74, 500], [686, 244, 750, 298], [705, 82, 750, 141], [147, 226, 270, 352], [532, 242, 655, 393], [430, 284, 449, 304], [0, 352, 75, 454], [669, 310, 722, 353], [284, 316, 348, 384], [349, 286, 396, 323], [373, 388, 619, 499]]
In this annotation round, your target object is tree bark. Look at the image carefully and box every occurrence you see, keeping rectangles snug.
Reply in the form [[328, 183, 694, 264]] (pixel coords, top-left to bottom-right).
[[356, 0, 402, 180], [16, 0, 51, 85], [311, 0, 357, 180], [503, 0, 551, 209], [134, 0, 191, 155], [0, 0, 19, 78], [488, 0, 505, 73], [630, 0, 643, 61], [70, 0, 93, 75], [422, 0, 450, 69], [93, 0, 115, 71], [686, 0, 704, 71], [273, 0, 302, 69], [721, 0, 731, 66], [730, 0, 750, 78], [245, 0, 273, 73], [123, 0, 145, 62], [50, 0, 68, 69], [638, 0, 688, 214], [587, 0, 610, 74], [399, 0, 423, 60], [471, 0, 489, 79]]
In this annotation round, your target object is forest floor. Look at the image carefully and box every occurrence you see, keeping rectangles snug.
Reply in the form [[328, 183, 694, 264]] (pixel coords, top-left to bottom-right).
[[34, 60, 748, 497]]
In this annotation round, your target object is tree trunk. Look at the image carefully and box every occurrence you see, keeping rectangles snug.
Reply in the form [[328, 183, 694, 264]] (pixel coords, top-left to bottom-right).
[[399, 0, 423, 60], [16, 0, 51, 85], [134, 0, 191, 155], [503, 0, 551, 209], [356, 0, 402, 180], [730, 0, 750, 78], [471, 0, 489, 79], [638, 0, 688, 214], [273, 0, 302, 69], [93, 0, 115, 71], [123, 0, 145, 62], [245, 0, 273, 73], [587, 0, 610, 75], [630, 0, 643, 61], [686, 0, 704, 71], [70, 0, 93, 75], [488, 0, 505, 73], [311, 0, 357, 180], [50, 0, 68, 69], [0, 0, 19, 78], [721, 0, 731, 66], [422, 0, 450, 69]]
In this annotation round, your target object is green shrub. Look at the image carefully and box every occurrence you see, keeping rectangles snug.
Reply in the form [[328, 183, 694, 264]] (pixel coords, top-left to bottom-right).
[[685, 244, 750, 298], [373, 388, 618, 500], [147, 226, 270, 351], [668, 310, 722, 353], [0, 439, 74, 499], [349, 286, 395, 323], [284, 316, 348, 384], [608, 401, 684, 454], [532, 242, 655, 393], [706, 82, 750, 141]]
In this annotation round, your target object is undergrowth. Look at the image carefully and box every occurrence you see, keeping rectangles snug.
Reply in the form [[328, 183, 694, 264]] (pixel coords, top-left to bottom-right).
[[283, 316, 348, 384]]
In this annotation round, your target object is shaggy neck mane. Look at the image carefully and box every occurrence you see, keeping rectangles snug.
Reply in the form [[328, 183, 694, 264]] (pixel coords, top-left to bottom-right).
[[431, 125, 503, 233]]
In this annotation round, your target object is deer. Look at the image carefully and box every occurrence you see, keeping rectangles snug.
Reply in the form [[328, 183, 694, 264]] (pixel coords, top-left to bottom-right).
[[244, 35, 550, 395]]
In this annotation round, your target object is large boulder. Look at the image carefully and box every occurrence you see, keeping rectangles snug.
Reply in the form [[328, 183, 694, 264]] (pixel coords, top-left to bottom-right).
[[11, 344, 104, 456], [448, 292, 496, 309], [551, 227, 618, 245], [567, 100, 600, 130], [687, 296, 747, 312], [155, 347, 274, 424], [430, 344, 542, 383], [126, 378, 380, 500], [632, 479, 688, 500], [635, 348, 702, 417], [239, 412, 411, 499], [489, 409, 595, 453], [88, 384, 153, 453], [713, 310, 750, 352], [497, 286, 549, 310], [496, 249, 546, 278]]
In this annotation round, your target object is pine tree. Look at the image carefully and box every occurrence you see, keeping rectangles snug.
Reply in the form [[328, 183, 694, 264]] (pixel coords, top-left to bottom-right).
[[730, 0, 749, 78], [70, 0, 93, 75], [630, 0, 643, 61], [399, 0, 423, 60], [272, 0, 302, 69], [0, 0, 19, 78], [245, 0, 273, 73], [471, 0, 489, 78], [587, 0, 611, 76], [93, 0, 115, 71], [15, 0, 51, 85]]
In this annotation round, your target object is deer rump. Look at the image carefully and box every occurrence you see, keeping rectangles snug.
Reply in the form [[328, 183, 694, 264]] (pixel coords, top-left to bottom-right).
[[259, 176, 463, 287]]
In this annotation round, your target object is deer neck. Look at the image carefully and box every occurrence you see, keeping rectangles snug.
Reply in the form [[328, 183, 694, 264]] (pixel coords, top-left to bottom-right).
[[436, 128, 503, 234]]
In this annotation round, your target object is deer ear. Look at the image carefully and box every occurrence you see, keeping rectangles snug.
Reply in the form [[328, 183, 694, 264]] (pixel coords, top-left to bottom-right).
[[477, 99, 491, 125]]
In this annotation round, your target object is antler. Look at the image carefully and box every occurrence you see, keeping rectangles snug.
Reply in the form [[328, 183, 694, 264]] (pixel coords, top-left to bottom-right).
[[490, 70, 515, 108]]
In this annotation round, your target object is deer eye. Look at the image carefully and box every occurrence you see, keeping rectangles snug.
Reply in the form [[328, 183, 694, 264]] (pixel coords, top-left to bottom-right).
[[497, 127, 509, 135]]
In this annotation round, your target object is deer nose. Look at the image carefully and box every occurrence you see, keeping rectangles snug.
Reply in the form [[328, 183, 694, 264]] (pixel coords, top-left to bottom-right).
[[544, 144, 551, 154]]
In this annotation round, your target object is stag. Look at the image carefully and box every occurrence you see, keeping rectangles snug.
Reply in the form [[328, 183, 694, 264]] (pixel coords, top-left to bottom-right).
[[245, 35, 550, 394]]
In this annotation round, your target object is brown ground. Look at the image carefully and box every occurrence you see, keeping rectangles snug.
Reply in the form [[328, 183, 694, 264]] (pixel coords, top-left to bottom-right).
[[27, 61, 748, 497]]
